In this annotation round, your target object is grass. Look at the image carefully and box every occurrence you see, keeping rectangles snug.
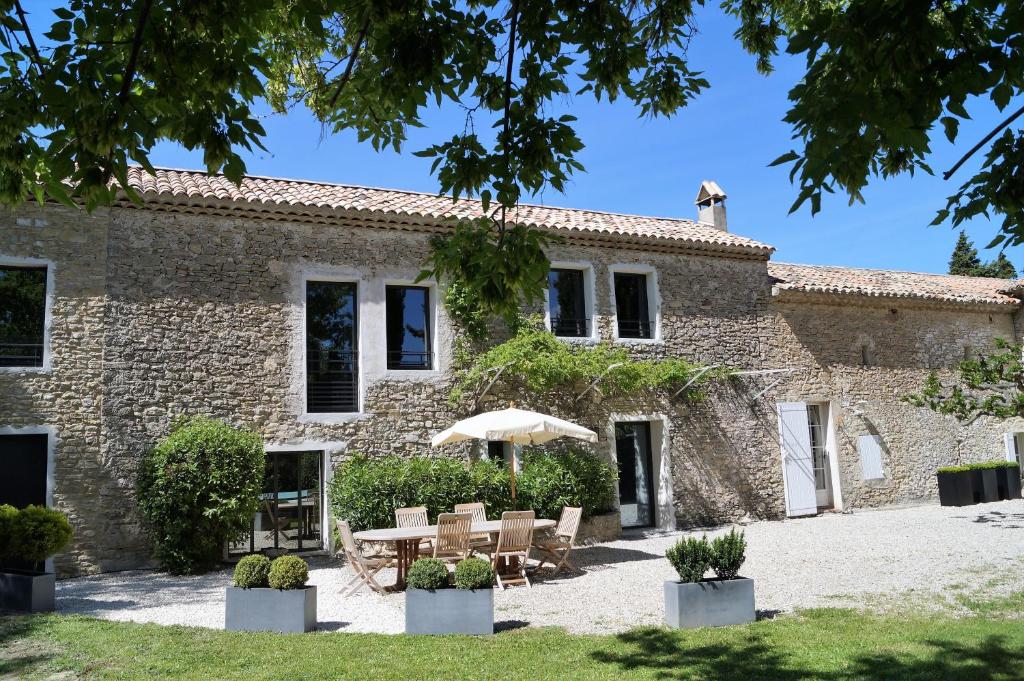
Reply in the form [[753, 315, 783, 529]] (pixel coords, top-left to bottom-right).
[[5, 606, 1024, 680]]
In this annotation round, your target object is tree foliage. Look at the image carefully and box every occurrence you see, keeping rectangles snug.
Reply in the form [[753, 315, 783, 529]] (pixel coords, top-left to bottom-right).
[[905, 338, 1024, 421], [948, 230, 1017, 278]]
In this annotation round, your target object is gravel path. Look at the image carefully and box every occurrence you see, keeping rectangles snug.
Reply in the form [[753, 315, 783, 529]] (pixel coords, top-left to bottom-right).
[[57, 500, 1024, 634]]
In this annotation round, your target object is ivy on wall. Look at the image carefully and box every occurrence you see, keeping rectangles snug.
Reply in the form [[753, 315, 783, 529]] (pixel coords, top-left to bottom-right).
[[450, 323, 733, 405]]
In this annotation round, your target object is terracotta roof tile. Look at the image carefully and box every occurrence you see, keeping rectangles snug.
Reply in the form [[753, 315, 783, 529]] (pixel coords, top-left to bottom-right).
[[122, 167, 775, 257], [768, 262, 1023, 307]]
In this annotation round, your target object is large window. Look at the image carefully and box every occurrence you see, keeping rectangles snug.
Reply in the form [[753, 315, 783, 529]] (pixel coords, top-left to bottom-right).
[[0, 265, 46, 367], [386, 285, 432, 370], [613, 272, 653, 339], [306, 281, 358, 413], [548, 268, 588, 337]]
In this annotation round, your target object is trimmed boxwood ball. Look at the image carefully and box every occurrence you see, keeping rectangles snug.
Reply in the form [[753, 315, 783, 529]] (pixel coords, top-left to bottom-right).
[[666, 536, 713, 583], [454, 557, 494, 590], [407, 558, 450, 590], [9, 505, 73, 568], [710, 529, 746, 580], [268, 556, 309, 590], [233, 554, 271, 588]]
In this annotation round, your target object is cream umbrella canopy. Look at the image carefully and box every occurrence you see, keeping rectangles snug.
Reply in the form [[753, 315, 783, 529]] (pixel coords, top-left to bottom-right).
[[431, 408, 599, 507]]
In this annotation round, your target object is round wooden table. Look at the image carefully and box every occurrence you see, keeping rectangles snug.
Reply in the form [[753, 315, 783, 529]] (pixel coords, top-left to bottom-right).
[[354, 518, 556, 590]]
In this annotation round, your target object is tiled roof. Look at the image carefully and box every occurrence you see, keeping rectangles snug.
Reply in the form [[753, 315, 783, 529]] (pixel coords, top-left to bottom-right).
[[121, 167, 775, 257], [768, 262, 1023, 307]]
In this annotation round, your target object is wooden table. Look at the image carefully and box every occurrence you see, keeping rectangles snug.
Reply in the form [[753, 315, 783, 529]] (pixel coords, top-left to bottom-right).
[[354, 518, 556, 590]]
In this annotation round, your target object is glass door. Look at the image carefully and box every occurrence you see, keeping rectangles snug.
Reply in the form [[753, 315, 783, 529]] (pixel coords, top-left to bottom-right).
[[807, 405, 833, 508], [232, 450, 324, 555], [615, 422, 655, 528]]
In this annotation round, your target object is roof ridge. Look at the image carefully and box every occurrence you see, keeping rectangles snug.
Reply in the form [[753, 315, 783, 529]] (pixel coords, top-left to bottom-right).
[[134, 165, 699, 226], [770, 260, 1021, 284]]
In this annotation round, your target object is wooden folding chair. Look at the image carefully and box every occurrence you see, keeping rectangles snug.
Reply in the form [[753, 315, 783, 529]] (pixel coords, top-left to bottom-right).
[[491, 510, 535, 589], [434, 512, 472, 563], [533, 506, 582, 575], [395, 506, 433, 556], [454, 502, 491, 556], [264, 500, 294, 541], [337, 519, 391, 597]]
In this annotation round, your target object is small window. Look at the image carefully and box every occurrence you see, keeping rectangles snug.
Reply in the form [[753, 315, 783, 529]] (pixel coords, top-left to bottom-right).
[[306, 281, 359, 413], [614, 272, 652, 339], [386, 285, 432, 370], [0, 265, 46, 368], [548, 268, 588, 337]]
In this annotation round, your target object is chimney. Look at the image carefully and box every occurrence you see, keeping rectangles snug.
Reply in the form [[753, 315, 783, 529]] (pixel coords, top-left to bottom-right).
[[695, 180, 727, 231]]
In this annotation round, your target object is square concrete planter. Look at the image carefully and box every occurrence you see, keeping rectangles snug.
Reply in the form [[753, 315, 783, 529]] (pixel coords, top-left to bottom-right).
[[937, 470, 975, 506], [224, 586, 317, 633], [999, 465, 1022, 500], [405, 588, 494, 635], [978, 468, 1000, 503], [0, 570, 56, 613], [664, 578, 755, 629]]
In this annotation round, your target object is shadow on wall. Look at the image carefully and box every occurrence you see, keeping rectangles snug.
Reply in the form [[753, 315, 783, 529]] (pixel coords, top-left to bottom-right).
[[671, 381, 785, 527], [590, 626, 1024, 681]]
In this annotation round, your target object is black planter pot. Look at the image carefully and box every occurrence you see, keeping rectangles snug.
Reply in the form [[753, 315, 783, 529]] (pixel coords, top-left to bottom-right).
[[0, 570, 56, 613], [979, 469, 1000, 502], [998, 466, 1022, 500], [937, 470, 975, 506]]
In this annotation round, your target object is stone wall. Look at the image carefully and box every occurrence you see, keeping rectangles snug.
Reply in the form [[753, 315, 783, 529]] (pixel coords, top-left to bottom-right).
[[2, 202, 1023, 575]]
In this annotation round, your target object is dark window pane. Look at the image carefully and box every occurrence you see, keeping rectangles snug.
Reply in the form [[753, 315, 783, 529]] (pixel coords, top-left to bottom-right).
[[614, 273, 652, 339], [306, 281, 358, 412], [548, 269, 588, 337], [487, 441, 507, 461], [0, 434, 48, 509], [234, 450, 324, 554], [0, 266, 46, 367], [386, 286, 431, 370]]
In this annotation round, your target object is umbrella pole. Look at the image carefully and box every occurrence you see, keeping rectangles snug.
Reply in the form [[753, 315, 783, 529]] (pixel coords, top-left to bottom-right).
[[509, 438, 517, 510]]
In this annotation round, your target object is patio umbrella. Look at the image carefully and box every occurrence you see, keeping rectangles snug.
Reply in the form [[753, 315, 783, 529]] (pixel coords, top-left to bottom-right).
[[431, 407, 599, 507]]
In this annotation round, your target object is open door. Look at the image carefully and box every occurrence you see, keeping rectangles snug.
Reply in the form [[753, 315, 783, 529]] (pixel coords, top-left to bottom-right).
[[777, 402, 818, 517]]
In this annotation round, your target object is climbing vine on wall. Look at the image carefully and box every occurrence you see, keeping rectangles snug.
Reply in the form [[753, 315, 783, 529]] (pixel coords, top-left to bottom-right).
[[449, 323, 733, 405]]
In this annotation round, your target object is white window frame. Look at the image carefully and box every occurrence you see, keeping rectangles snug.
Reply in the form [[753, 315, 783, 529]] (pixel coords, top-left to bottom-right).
[[298, 268, 366, 422], [0, 256, 54, 373], [382, 277, 441, 378], [606, 413, 675, 530], [544, 261, 598, 343], [608, 264, 661, 344]]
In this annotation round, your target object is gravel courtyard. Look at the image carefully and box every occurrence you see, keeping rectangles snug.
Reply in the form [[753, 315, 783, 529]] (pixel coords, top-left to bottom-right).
[[56, 500, 1024, 634]]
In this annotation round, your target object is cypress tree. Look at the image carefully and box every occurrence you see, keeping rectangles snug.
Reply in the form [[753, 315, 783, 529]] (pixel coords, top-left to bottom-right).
[[948, 231, 982, 275]]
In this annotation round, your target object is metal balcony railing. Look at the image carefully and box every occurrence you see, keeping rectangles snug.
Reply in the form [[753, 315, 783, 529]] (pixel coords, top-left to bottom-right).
[[387, 350, 432, 371], [617, 319, 654, 339], [306, 347, 358, 413], [550, 316, 589, 338], [0, 342, 43, 367]]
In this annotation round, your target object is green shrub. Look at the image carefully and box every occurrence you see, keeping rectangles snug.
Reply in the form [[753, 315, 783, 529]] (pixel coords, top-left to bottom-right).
[[327, 450, 615, 533], [710, 529, 747, 580], [137, 417, 265, 575], [666, 536, 713, 583], [9, 505, 73, 568], [454, 557, 494, 590], [407, 558, 450, 590], [517, 447, 618, 520], [938, 461, 1020, 474], [268, 556, 309, 590], [0, 504, 18, 562], [232, 554, 271, 588]]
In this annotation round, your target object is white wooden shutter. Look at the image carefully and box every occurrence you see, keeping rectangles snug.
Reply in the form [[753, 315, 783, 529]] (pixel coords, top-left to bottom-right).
[[857, 435, 885, 480], [777, 402, 817, 517], [1004, 433, 1017, 463]]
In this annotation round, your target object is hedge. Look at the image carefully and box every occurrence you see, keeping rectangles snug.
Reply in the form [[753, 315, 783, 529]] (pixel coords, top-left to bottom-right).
[[938, 461, 1020, 474], [328, 448, 617, 532]]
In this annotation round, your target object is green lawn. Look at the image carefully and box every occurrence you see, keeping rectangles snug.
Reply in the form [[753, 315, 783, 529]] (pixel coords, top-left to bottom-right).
[[3, 607, 1024, 680]]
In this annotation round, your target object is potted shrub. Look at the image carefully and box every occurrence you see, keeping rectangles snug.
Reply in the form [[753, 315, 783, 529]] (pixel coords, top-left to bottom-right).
[[225, 555, 317, 633], [405, 557, 494, 635], [997, 462, 1022, 500], [0, 504, 74, 613], [664, 529, 754, 629], [936, 465, 975, 506]]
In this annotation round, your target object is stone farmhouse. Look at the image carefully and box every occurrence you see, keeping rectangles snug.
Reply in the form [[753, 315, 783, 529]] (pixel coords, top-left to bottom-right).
[[3, 167, 1024, 575]]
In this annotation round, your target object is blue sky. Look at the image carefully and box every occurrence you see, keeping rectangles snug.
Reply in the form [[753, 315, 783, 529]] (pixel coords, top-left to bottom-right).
[[128, 6, 1017, 274]]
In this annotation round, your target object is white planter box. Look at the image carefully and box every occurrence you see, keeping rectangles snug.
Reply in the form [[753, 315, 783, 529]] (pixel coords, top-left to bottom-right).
[[405, 588, 494, 635], [0, 571, 55, 613], [224, 586, 317, 633], [664, 578, 755, 629]]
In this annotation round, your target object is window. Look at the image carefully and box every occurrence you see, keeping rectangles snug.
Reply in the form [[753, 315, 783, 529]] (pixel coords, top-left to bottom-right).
[[0, 433, 48, 509], [0, 265, 46, 368], [548, 268, 588, 337], [306, 281, 358, 413], [613, 272, 653, 339], [386, 285, 432, 370]]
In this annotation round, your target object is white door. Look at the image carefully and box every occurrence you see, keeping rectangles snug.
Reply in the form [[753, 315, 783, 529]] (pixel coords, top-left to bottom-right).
[[777, 402, 818, 517]]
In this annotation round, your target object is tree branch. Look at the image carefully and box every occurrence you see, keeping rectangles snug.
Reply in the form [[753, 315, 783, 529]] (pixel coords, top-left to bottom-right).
[[13, 0, 44, 76], [117, 0, 154, 104], [327, 21, 369, 109], [943, 102, 1024, 180], [498, 0, 520, 240]]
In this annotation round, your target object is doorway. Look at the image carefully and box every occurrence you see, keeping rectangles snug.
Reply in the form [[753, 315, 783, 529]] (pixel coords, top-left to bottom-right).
[[615, 422, 655, 528], [0, 433, 48, 509], [807, 404, 834, 509], [232, 450, 325, 555]]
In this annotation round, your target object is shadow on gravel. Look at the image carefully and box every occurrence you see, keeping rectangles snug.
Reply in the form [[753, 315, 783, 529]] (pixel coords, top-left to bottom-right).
[[590, 628, 1024, 680], [971, 511, 1024, 530]]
